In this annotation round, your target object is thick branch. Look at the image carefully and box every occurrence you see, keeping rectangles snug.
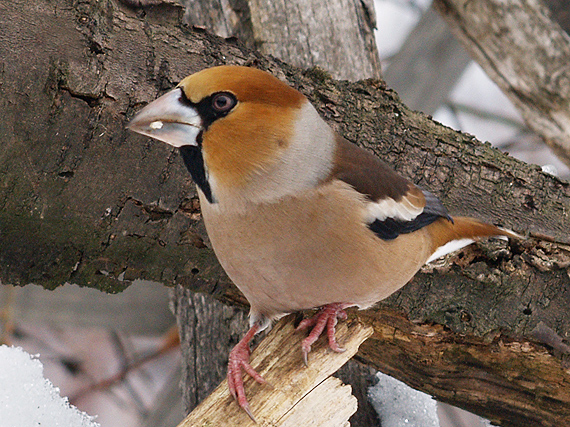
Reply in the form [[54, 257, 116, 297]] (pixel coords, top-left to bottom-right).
[[357, 306, 570, 427], [433, 0, 570, 166], [1, 0, 569, 425]]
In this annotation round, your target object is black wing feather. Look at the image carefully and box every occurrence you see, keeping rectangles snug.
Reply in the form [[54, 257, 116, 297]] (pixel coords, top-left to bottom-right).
[[367, 190, 452, 241]]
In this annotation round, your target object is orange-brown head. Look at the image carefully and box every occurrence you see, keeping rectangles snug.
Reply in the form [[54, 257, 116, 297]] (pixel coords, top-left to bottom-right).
[[128, 66, 334, 207]]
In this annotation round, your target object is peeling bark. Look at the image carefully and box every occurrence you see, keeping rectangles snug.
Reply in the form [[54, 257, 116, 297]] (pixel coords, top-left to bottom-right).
[[176, 317, 372, 427], [357, 307, 570, 427], [1, 0, 569, 425]]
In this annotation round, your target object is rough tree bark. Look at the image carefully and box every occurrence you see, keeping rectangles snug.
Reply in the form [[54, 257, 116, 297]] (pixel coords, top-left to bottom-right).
[[180, 0, 381, 81], [1, 1, 569, 426], [433, 0, 570, 167]]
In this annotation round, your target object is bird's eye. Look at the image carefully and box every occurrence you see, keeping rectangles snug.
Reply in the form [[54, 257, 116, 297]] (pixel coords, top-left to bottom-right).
[[211, 92, 237, 113]]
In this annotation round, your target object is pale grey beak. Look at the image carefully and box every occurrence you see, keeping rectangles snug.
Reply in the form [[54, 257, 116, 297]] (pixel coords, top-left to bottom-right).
[[127, 88, 202, 147]]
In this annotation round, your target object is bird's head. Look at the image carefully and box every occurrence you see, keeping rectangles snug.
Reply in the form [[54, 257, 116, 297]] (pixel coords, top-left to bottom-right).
[[128, 66, 335, 209]]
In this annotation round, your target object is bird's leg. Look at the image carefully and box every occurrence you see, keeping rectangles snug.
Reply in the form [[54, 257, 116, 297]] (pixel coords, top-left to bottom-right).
[[227, 322, 266, 421], [296, 302, 351, 365]]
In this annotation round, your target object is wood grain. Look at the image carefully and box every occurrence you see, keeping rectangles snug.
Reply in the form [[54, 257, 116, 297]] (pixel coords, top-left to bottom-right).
[[177, 316, 372, 426]]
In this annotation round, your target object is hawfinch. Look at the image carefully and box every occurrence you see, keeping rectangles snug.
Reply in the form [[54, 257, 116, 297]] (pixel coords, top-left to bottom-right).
[[128, 65, 519, 419]]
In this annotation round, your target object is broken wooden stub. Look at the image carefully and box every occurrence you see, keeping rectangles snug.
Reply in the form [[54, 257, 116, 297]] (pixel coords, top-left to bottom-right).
[[177, 315, 374, 426]]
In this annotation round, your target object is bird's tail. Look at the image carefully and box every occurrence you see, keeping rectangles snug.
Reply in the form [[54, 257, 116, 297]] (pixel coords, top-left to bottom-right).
[[450, 216, 521, 240], [426, 216, 522, 263]]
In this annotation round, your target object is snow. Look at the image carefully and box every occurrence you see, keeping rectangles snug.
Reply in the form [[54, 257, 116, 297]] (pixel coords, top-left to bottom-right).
[[0, 345, 99, 427], [369, 372, 440, 427]]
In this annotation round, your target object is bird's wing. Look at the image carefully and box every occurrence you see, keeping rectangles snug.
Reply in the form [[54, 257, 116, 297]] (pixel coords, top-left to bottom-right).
[[330, 135, 451, 240]]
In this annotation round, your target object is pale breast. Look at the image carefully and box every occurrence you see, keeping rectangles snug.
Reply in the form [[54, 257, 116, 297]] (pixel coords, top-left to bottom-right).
[[200, 180, 433, 322]]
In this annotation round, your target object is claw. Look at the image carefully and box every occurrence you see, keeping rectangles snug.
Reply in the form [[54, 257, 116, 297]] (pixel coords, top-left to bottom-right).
[[297, 303, 351, 364], [243, 405, 257, 423], [302, 349, 309, 367], [227, 323, 265, 420]]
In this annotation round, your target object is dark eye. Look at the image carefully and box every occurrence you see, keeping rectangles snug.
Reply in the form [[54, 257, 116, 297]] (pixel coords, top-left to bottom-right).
[[211, 92, 237, 113]]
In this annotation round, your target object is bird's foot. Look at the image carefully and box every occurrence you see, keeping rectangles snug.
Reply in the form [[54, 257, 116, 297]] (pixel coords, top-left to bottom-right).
[[296, 303, 352, 365], [227, 324, 266, 422]]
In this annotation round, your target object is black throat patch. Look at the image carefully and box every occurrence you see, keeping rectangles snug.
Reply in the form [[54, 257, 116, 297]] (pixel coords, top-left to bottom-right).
[[179, 144, 215, 204]]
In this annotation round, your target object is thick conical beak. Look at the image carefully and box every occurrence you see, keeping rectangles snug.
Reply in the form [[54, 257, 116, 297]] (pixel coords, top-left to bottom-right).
[[127, 88, 202, 147]]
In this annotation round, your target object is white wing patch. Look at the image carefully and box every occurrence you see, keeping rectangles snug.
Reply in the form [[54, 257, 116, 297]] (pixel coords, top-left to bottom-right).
[[426, 238, 474, 263], [365, 196, 424, 223]]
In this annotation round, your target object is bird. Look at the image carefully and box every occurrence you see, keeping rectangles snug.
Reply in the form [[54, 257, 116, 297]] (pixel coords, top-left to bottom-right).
[[128, 65, 520, 420]]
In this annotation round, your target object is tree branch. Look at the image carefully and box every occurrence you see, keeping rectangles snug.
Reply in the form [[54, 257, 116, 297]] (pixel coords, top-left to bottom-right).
[[433, 0, 570, 167], [176, 316, 372, 426], [180, 0, 381, 81]]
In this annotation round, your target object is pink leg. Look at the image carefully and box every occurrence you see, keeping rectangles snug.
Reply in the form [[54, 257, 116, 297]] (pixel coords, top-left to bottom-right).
[[296, 303, 351, 365], [227, 323, 266, 422]]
